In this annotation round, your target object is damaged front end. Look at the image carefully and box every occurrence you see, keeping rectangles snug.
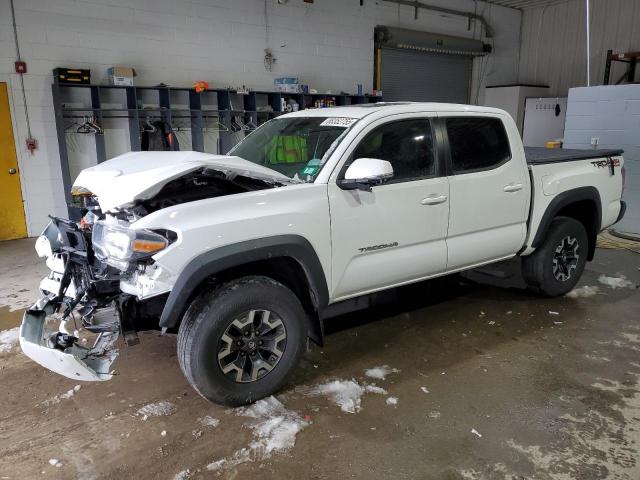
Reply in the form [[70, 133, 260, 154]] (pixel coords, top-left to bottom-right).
[[20, 215, 125, 380], [20, 155, 287, 382], [20, 211, 168, 381]]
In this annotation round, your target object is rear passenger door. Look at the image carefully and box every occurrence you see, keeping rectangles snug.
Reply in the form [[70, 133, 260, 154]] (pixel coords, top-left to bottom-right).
[[440, 114, 530, 270]]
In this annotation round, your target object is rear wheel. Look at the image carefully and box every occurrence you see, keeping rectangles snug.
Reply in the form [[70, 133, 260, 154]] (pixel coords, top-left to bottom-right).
[[522, 216, 588, 297], [177, 276, 308, 406]]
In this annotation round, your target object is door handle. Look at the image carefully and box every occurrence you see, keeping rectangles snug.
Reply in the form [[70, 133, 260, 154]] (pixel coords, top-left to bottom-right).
[[503, 183, 523, 192], [8, 168, 17, 175], [421, 194, 448, 205]]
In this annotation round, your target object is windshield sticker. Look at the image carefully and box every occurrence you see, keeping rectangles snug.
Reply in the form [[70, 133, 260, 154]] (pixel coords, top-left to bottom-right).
[[300, 158, 322, 176], [320, 117, 358, 128]]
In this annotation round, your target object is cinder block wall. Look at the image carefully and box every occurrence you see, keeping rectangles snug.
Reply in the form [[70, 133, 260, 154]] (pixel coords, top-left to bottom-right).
[[0, 0, 521, 235], [564, 85, 640, 234]]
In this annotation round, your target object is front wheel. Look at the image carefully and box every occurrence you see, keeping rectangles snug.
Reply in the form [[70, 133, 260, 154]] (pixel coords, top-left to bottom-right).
[[177, 276, 308, 406], [522, 216, 588, 297]]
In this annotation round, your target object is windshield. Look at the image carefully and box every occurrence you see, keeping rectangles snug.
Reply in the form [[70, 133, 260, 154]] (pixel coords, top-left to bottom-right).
[[229, 117, 354, 182]]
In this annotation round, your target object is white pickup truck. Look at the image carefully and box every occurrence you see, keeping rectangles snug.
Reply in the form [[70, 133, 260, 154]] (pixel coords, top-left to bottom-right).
[[21, 103, 626, 406]]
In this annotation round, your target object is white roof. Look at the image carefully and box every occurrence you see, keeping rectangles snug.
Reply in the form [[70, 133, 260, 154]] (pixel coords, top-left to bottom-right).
[[280, 102, 508, 120]]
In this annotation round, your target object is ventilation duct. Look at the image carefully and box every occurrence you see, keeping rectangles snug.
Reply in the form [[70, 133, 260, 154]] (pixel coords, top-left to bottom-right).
[[375, 26, 491, 57]]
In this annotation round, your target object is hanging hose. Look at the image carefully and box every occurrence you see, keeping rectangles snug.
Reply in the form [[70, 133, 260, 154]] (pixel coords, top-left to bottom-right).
[[597, 230, 640, 254], [10, 0, 33, 142]]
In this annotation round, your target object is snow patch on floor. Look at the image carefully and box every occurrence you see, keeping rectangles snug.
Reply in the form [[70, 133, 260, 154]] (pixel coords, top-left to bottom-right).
[[40, 385, 81, 407], [386, 396, 398, 406], [173, 470, 191, 480], [199, 415, 220, 428], [136, 401, 177, 419], [598, 274, 635, 289], [0, 327, 19, 353], [364, 365, 400, 380], [206, 396, 308, 472], [566, 285, 600, 298], [309, 380, 365, 413], [364, 385, 388, 395]]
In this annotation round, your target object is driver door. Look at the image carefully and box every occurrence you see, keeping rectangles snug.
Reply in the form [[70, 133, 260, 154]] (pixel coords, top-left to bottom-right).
[[327, 114, 449, 301]]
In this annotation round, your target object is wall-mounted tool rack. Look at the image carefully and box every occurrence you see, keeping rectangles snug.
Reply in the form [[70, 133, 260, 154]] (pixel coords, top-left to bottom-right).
[[52, 82, 382, 216]]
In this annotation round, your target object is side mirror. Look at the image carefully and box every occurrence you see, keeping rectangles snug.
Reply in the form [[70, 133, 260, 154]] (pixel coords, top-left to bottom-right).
[[337, 158, 393, 191]]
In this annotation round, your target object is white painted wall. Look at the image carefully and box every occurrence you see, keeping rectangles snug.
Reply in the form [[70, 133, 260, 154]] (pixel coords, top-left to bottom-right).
[[563, 84, 640, 234], [0, 0, 521, 236], [519, 0, 640, 96]]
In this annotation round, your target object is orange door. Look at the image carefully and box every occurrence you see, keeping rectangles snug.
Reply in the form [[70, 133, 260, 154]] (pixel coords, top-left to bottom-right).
[[0, 82, 27, 240]]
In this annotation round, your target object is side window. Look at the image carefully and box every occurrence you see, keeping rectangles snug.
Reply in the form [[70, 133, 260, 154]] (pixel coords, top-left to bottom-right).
[[445, 117, 511, 173], [352, 119, 435, 182]]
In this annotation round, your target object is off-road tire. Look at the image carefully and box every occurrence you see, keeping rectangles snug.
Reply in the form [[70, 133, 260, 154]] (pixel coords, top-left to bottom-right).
[[522, 216, 588, 297], [177, 275, 308, 406]]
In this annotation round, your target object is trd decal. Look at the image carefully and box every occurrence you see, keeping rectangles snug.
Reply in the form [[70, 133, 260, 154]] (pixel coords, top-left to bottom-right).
[[591, 158, 620, 168], [358, 242, 399, 253], [591, 157, 620, 176]]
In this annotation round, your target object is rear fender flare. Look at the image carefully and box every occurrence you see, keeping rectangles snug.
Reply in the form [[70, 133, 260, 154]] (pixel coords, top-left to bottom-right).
[[531, 186, 602, 260]]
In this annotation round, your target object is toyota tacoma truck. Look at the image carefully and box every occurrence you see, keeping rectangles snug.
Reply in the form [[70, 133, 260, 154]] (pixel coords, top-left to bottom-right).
[[20, 103, 627, 406]]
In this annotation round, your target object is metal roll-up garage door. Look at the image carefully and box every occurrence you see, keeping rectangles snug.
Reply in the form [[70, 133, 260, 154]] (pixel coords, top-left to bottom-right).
[[380, 48, 472, 103]]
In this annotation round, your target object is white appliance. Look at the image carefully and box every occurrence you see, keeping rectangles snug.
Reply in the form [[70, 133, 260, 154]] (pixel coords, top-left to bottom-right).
[[484, 85, 550, 134], [522, 97, 567, 147]]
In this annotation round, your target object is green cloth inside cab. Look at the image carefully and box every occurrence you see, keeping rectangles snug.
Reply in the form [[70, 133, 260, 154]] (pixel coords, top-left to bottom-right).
[[265, 135, 309, 164]]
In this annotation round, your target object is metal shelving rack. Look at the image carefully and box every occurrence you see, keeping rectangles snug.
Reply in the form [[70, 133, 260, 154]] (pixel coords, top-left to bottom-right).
[[52, 82, 382, 216], [603, 49, 640, 85]]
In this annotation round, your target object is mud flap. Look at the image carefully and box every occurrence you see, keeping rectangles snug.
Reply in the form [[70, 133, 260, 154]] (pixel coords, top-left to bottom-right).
[[19, 299, 120, 381]]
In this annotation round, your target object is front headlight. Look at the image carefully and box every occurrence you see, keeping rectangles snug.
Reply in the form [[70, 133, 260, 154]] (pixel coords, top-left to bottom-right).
[[92, 221, 169, 271]]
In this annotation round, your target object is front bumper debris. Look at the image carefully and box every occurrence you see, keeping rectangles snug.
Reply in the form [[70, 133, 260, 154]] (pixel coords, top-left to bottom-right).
[[20, 298, 120, 381]]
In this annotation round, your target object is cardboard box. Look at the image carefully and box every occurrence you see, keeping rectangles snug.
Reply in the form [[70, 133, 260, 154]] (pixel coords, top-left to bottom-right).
[[107, 66, 137, 86], [274, 76, 299, 93]]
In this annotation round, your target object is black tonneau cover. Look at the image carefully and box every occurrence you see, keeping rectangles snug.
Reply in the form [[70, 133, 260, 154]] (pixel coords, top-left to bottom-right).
[[525, 147, 624, 165]]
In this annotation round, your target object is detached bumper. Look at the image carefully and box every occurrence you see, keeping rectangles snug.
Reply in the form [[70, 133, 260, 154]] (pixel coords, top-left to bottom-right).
[[20, 300, 119, 382]]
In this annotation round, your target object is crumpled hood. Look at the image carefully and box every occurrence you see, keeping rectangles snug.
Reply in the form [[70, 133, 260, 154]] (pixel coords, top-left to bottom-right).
[[73, 151, 293, 212]]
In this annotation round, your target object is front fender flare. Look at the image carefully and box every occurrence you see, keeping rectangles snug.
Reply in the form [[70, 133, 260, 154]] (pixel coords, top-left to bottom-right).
[[158, 235, 329, 331]]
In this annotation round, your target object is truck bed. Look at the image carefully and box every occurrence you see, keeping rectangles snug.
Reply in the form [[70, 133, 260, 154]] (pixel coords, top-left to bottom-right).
[[525, 147, 624, 165]]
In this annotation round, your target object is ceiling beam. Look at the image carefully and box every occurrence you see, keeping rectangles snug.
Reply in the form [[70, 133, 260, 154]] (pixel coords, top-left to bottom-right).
[[484, 0, 570, 10]]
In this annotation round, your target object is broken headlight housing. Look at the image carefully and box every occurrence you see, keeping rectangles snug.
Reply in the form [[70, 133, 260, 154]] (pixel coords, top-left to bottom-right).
[[92, 220, 170, 271]]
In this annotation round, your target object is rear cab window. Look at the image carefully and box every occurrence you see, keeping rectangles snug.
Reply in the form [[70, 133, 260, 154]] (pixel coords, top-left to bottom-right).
[[444, 116, 511, 174]]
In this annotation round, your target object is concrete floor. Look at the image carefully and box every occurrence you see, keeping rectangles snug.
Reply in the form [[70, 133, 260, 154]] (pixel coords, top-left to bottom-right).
[[0, 239, 639, 480]]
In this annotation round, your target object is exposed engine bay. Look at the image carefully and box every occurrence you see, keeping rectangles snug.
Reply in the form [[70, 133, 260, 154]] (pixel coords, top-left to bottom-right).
[[127, 167, 284, 217]]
